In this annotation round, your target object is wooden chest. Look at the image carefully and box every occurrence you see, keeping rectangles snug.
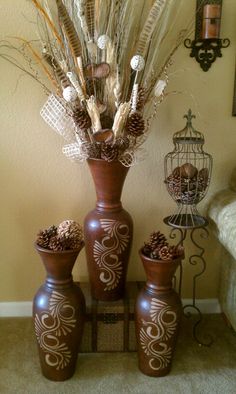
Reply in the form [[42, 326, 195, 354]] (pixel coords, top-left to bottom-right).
[[78, 282, 143, 352]]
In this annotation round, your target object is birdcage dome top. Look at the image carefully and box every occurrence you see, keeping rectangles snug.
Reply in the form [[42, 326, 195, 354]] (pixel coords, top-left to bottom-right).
[[173, 109, 204, 145]]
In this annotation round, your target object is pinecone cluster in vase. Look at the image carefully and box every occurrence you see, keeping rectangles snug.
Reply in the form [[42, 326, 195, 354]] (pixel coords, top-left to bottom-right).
[[83, 135, 130, 162], [165, 163, 209, 204], [36, 220, 83, 251], [71, 88, 145, 162], [142, 231, 184, 261]]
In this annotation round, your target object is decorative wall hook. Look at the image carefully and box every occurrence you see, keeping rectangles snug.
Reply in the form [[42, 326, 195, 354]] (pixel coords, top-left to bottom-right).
[[184, 0, 230, 71]]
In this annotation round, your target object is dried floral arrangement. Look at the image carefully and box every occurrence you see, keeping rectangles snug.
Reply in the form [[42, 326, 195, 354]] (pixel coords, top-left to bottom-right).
[[1, 0, 192, 166], [142, 231, 184, 261], [36, 220, 83, 251]]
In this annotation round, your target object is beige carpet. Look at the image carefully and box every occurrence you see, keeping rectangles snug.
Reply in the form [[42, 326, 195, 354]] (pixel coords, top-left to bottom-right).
[[0, 315, 235, 394]]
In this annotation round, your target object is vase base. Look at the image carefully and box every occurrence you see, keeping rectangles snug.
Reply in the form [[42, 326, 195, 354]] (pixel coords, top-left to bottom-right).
[[41, 366, 76, 381]]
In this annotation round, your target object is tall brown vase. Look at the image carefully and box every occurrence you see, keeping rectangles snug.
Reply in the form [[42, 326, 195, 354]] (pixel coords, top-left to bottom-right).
[[33, 243, 85, 381], [135, 250, 183, 377], [84, 159, 133, 301]]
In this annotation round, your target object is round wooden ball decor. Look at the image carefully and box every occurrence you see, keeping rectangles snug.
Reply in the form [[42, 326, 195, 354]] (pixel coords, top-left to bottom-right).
[[180, 163, 198, 179]]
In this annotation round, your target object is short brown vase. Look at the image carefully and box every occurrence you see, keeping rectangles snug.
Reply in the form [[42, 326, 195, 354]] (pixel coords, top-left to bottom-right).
[[84, 159, 133, 301], [33, 243, 85, 381], [135, 250, 183, 377]]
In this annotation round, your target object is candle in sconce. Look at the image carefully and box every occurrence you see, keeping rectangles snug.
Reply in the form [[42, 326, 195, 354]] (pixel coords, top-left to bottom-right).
[[202, 4, 222, 39]]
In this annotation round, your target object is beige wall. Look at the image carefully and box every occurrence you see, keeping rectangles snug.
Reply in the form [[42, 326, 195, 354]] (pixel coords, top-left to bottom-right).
[[0, 0, 236, 302]]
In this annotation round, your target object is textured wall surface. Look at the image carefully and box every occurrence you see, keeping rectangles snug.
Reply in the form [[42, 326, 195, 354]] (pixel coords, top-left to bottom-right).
[[0, 0, 236, 301]]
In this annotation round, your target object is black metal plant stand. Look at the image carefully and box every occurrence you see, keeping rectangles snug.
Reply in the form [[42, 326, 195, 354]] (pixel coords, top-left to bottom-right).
[[164, 215, 213, 347], [163, 110, 213, 346]]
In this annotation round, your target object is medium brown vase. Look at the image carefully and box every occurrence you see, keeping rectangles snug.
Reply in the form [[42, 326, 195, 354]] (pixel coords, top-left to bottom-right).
[[135, 250, 183, 377], [33, 243, 85, 381], [84, 159, 133, 301]]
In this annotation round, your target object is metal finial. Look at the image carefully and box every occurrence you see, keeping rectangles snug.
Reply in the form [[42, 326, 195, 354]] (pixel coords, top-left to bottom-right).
[[183, 109, 196, 127]]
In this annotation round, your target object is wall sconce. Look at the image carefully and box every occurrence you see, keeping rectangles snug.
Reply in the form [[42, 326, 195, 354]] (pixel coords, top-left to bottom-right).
[[184, 0, 230, 71]]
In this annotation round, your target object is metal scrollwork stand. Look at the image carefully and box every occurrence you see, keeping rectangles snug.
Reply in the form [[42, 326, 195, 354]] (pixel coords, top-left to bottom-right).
[[164, 215, 213, 347]]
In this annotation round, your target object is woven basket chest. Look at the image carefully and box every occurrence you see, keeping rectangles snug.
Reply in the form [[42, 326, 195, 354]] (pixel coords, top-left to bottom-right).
[[78, 282, 143, 352]]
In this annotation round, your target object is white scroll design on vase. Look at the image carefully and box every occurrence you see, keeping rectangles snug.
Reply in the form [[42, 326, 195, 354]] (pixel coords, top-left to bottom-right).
[[34, 291, 76, 370], [93, 219, 130, 291], [140, 298, 177, 370]]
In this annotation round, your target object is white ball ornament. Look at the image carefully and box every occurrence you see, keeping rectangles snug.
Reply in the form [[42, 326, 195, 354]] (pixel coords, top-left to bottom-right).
[[62, 86, 77, 102], [130, 55, 145, 71], [97, 35, 110, 50]]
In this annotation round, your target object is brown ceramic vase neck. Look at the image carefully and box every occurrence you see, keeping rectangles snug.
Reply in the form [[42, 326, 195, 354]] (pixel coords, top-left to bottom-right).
[[35, 243, 84, 289], [139, 250, 182, 293], [87, 159, 129, 211]]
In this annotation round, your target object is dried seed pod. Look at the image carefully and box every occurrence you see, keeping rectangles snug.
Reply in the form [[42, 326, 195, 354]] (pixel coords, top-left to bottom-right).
[[93, 129, 114, 143], [180, 163, 198, 179], [84, 63, 110, 79]]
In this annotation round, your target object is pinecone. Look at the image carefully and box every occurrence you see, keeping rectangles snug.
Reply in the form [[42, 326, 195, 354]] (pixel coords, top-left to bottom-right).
[[136, 87, 146, 112], [81, 143, 101, 159], [49, 235, 65, 251], [126, 111, 145, 137], [101, 142, 119, 162], [166, 176, 182, 200], [82, 142, 101, 159], [72, 107, 91, 130], [114, 136, 130, 152], [150, 247, 161, 259], [166, 171, 187, 200], [47, 225, 57, 238], [172, 167, 181, 178], [142, 243, 153, 257], [57, 220, 83, 242], [67, 237, 83, 250], [149, 231, 168, 251], [36, 229, 51, 249], [168, 245, 184, 259], [159, 246, 172, 261]]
